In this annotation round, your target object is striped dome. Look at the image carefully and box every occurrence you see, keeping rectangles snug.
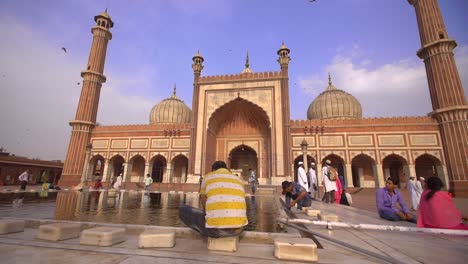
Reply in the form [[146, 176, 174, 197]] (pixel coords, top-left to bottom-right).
[[307, 76, 362, 120], [149, 85, 191, 124]]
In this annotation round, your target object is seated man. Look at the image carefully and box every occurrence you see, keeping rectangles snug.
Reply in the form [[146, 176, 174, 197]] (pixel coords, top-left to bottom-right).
[[376, 177, 416, 223], [179, 161, 248, 238], [282, 181, 312, 211]]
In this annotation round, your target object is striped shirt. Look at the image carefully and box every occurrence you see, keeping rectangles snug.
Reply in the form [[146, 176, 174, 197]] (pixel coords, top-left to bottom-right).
[[200, 168, 248, 229]]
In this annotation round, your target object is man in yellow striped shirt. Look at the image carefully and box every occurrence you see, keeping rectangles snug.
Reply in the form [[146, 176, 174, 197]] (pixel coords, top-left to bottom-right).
[[179, 161, 248, 238]]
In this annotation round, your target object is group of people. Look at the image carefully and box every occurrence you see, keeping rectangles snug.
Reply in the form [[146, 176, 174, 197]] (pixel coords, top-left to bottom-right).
[[286, 160, 352, 207], [376, 176, 467, 230]]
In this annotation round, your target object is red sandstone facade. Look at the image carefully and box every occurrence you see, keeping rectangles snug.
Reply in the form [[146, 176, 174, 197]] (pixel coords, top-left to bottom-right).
[[60, 2, 467, 196]]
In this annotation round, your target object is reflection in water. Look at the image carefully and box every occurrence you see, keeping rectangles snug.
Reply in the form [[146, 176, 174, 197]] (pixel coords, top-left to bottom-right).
[[1, 191, 279, 232]]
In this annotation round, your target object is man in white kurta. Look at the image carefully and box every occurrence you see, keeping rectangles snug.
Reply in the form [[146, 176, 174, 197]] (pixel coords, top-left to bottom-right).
[[297, 161, 308, 192], [308, 163, 318, 199], [322, 160, 337, 203], [407, 176, 420, 210]]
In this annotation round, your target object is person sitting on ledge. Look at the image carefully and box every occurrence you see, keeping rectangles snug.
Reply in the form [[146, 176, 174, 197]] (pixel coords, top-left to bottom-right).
[[376, 177, 416, 223], [417, 176, 468, 230], [282, 180, 312, 211], [179, 160, 247, 238]]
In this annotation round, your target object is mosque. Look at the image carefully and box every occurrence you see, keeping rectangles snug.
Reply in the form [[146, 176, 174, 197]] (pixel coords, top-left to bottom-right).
[[59, 0, 468, 196]]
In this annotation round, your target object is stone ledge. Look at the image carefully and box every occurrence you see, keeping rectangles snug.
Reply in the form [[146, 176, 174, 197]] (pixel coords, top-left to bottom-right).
[[0, 219, 25, 234], [80, 227, 126, 246], [36, 223, 82, 241], [207, 236, 239, 252], [139, 229, 175, 248], [274, 237, 318, 262]]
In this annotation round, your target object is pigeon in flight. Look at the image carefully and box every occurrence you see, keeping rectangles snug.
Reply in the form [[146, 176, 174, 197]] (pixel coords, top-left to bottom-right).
[[61, 47, 67, 53], [77, 82, 80, 85]]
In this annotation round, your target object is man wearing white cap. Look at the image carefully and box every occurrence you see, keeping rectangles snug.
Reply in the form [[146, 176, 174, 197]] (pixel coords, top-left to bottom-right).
[[322, 159, 337, 203], [297, 161, 308, 193], [308, 162, 318, 199]]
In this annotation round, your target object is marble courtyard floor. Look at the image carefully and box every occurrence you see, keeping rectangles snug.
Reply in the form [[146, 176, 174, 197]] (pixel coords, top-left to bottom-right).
[[0, 186, 467, 263]]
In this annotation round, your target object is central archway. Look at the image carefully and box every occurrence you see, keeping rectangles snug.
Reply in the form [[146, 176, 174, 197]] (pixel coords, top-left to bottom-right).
[[229, 144, 258, 182], [205, 98, 271, 181]]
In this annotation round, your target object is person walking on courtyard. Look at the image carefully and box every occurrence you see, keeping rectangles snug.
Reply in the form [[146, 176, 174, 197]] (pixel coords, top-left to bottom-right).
[[144, 174, 153, 192], [297, 161, 308, 193], [248, 168, 257, 195], [335, 176, 344, 204], [322, 160, 337, 203], [376, 177, 416, 223], [113, 173, 123, 190], [417, 176, 468, 230], [407, 176, 421, 211], [18, 170, 29, 190], [93, 173, 103, 189], [179, 161, 247, 238], [308, 162, 318, 199], [282, 180, 312, 211]]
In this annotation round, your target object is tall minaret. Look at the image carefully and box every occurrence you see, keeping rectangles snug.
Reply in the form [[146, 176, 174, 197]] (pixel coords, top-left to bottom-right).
[[408, 0, 468, 196], [60, 10, 113, 187], [277, 43, 292, 178], [188, 51, 204, 179]]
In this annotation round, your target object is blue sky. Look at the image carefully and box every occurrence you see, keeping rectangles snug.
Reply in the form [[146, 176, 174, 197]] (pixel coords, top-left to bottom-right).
[[0, 0, 467, 160]]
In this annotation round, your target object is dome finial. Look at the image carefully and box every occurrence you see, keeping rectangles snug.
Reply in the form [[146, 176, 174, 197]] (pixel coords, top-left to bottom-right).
[[328, 72, 332, 86], [173, 83, 177, 96], [245, 51, 250, 69], [241, 50, 253, 74]]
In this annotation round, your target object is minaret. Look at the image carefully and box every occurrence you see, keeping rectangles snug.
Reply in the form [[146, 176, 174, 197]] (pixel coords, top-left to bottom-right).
[[188, 50, 204, 178], [60, 10, 113, 187], [241, 51, 253, 74], [277, 43, 292, 178], [408, 0, 468, 196]]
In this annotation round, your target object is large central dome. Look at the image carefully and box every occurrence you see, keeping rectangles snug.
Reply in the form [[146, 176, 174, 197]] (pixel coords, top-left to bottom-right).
[[307, 75, 362, 120], [149, 85, 191, 124]]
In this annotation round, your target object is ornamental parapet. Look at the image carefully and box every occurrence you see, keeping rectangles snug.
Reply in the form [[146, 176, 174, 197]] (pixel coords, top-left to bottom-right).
[[290, 116, 438, 128], [198, 71, 281, 83], [92, 123, 191, 132]]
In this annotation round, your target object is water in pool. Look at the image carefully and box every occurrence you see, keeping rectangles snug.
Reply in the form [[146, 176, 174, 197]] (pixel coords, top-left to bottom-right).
[[0, 191, 281, 232]]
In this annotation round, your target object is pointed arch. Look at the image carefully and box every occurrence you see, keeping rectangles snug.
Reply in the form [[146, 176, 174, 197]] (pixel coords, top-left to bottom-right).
[[228, 144, 258, 181], [171, 154, 188, 183], [382, 154, 409, 187], [151, 155, 167, 183], [351, 154, 377, 188]]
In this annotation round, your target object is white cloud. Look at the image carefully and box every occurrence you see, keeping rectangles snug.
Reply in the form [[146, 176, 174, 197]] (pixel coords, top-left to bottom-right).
[[0, 18, 154, 160], [299, 45, 468, 117]]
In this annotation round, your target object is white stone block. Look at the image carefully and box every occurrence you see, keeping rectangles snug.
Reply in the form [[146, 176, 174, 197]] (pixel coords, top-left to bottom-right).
[[0, 219, 25, 234], [306, 209, 321, 217], [36, 223, 81, 241], [318, 213, 339, 222], [207, 236, 239, 252], [80, 227, 126, 246], [274, 237, 318, 262], [138, 229, 175, 248]]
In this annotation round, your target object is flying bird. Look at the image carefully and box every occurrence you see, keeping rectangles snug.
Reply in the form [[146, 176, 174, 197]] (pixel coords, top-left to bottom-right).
[[77, 82, 80, 85], [61, 47, 67, 53]]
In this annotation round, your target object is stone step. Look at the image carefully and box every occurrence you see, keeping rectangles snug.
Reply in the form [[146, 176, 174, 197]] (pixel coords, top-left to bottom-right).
[[274, 237, 318, 262], [138, 229, 176, 248], [37, 223, 82, 241], [80, 227, 126, 246], [0, 219, 25, 234], [207, 236, 239, 252], [318, 213, 339, 222], [306, 209, 321, 217]]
